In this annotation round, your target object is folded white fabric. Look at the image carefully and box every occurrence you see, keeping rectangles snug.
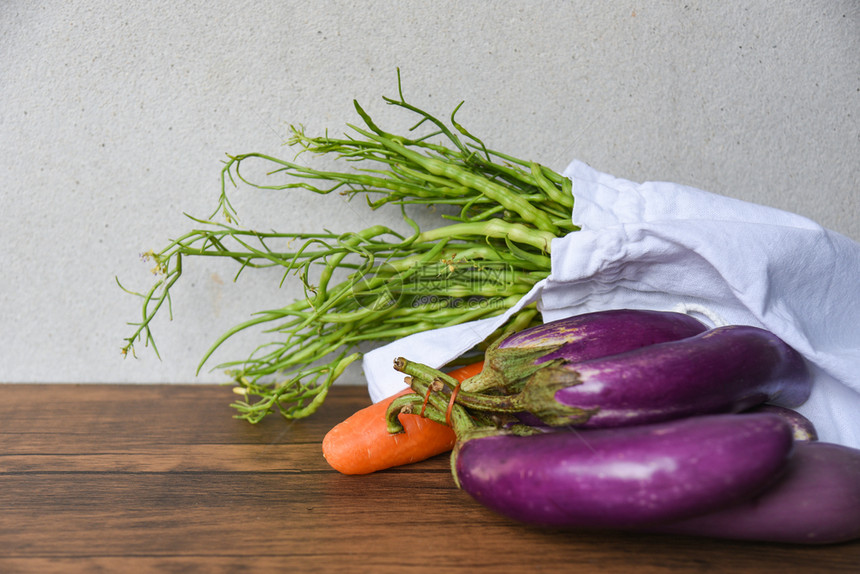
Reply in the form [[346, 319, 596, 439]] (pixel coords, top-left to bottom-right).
[[362, 160, 860, 449]]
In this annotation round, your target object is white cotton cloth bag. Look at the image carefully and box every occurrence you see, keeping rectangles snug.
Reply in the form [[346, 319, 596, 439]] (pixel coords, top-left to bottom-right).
[[362, 160, 860, 449]]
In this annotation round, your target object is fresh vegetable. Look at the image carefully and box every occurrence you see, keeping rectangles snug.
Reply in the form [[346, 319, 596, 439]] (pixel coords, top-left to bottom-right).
[[462, 308, 709, 393], [120, 70, 576, 422], [649, 441, 860, 544], [451, 413, 795, 528], [421, 324, 811, 428], [322, 362, 483, 475], [523, 324, 812, 427], [745, 404, 818, 442], [388, 318, 840, 545]]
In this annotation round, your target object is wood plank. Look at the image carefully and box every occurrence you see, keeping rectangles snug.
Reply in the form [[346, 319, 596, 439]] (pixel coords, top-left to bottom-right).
[[0, 443, 331, 473], [1, 384, 859, 573]]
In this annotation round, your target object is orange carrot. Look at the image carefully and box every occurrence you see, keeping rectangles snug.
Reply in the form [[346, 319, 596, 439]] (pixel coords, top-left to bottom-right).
[[322, 361, 484, 475]]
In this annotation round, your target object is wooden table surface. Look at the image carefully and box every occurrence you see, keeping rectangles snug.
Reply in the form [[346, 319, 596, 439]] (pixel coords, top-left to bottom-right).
[[1, 384, 858, 573]]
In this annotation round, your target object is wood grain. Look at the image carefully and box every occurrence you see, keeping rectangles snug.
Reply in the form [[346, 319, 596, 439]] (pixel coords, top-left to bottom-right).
[[1, 384, 858, 573]]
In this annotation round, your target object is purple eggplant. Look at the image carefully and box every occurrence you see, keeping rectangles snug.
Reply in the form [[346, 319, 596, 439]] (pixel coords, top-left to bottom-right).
[[517, 324, 811, 427], [649, 441, 860, 544], [496, 309, 709, 355], [463, 309, 709, 393], [745, 404, 818, 442], [453, 413, 794, 528]]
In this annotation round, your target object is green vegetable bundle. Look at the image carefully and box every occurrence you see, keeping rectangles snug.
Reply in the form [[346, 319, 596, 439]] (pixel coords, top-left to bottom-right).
[[120, 70, 578, 423]]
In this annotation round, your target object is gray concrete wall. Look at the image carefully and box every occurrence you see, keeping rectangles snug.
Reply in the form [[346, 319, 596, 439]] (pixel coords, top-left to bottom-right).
[[2, 1, 857, 383]]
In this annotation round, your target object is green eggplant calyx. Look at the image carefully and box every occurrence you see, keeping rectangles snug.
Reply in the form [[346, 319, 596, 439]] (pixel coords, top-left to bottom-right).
[[520, 366, 596, 427], [461, 344, 564, 392]]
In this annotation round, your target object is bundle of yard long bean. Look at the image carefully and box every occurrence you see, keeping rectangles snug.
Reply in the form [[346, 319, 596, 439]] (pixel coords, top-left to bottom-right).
[[120, 71, 577, 423]]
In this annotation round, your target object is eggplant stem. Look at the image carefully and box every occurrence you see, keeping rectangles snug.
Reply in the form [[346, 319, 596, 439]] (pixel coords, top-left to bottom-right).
[[401, 367, 478, 436], [394, 357, 525, 413]]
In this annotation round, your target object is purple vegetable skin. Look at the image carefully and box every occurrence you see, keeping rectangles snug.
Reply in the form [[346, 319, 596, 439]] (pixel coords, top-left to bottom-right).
[[745, 404, 818, 442], [454, 413, 794, 528], [497, 309, 708, 356], [463, 309, 708, 393], [649, 442, 860, 544], [521, 324, 811, 427]]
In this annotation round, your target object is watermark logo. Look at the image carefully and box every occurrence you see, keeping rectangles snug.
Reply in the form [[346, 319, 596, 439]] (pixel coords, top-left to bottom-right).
[[348, 261, 404, 312], [348, 260, 517, 312]]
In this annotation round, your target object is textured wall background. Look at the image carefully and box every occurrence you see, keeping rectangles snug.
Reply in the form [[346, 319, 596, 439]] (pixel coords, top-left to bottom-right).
[[1, 1, 857, 384]]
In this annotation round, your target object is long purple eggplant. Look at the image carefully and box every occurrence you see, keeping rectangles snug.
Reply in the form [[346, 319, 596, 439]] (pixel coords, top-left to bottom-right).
[[648, 441, 860, 544], [453, 413, 794, 528], [516, 324, 811, 427], [462, 309, 709, 393]]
